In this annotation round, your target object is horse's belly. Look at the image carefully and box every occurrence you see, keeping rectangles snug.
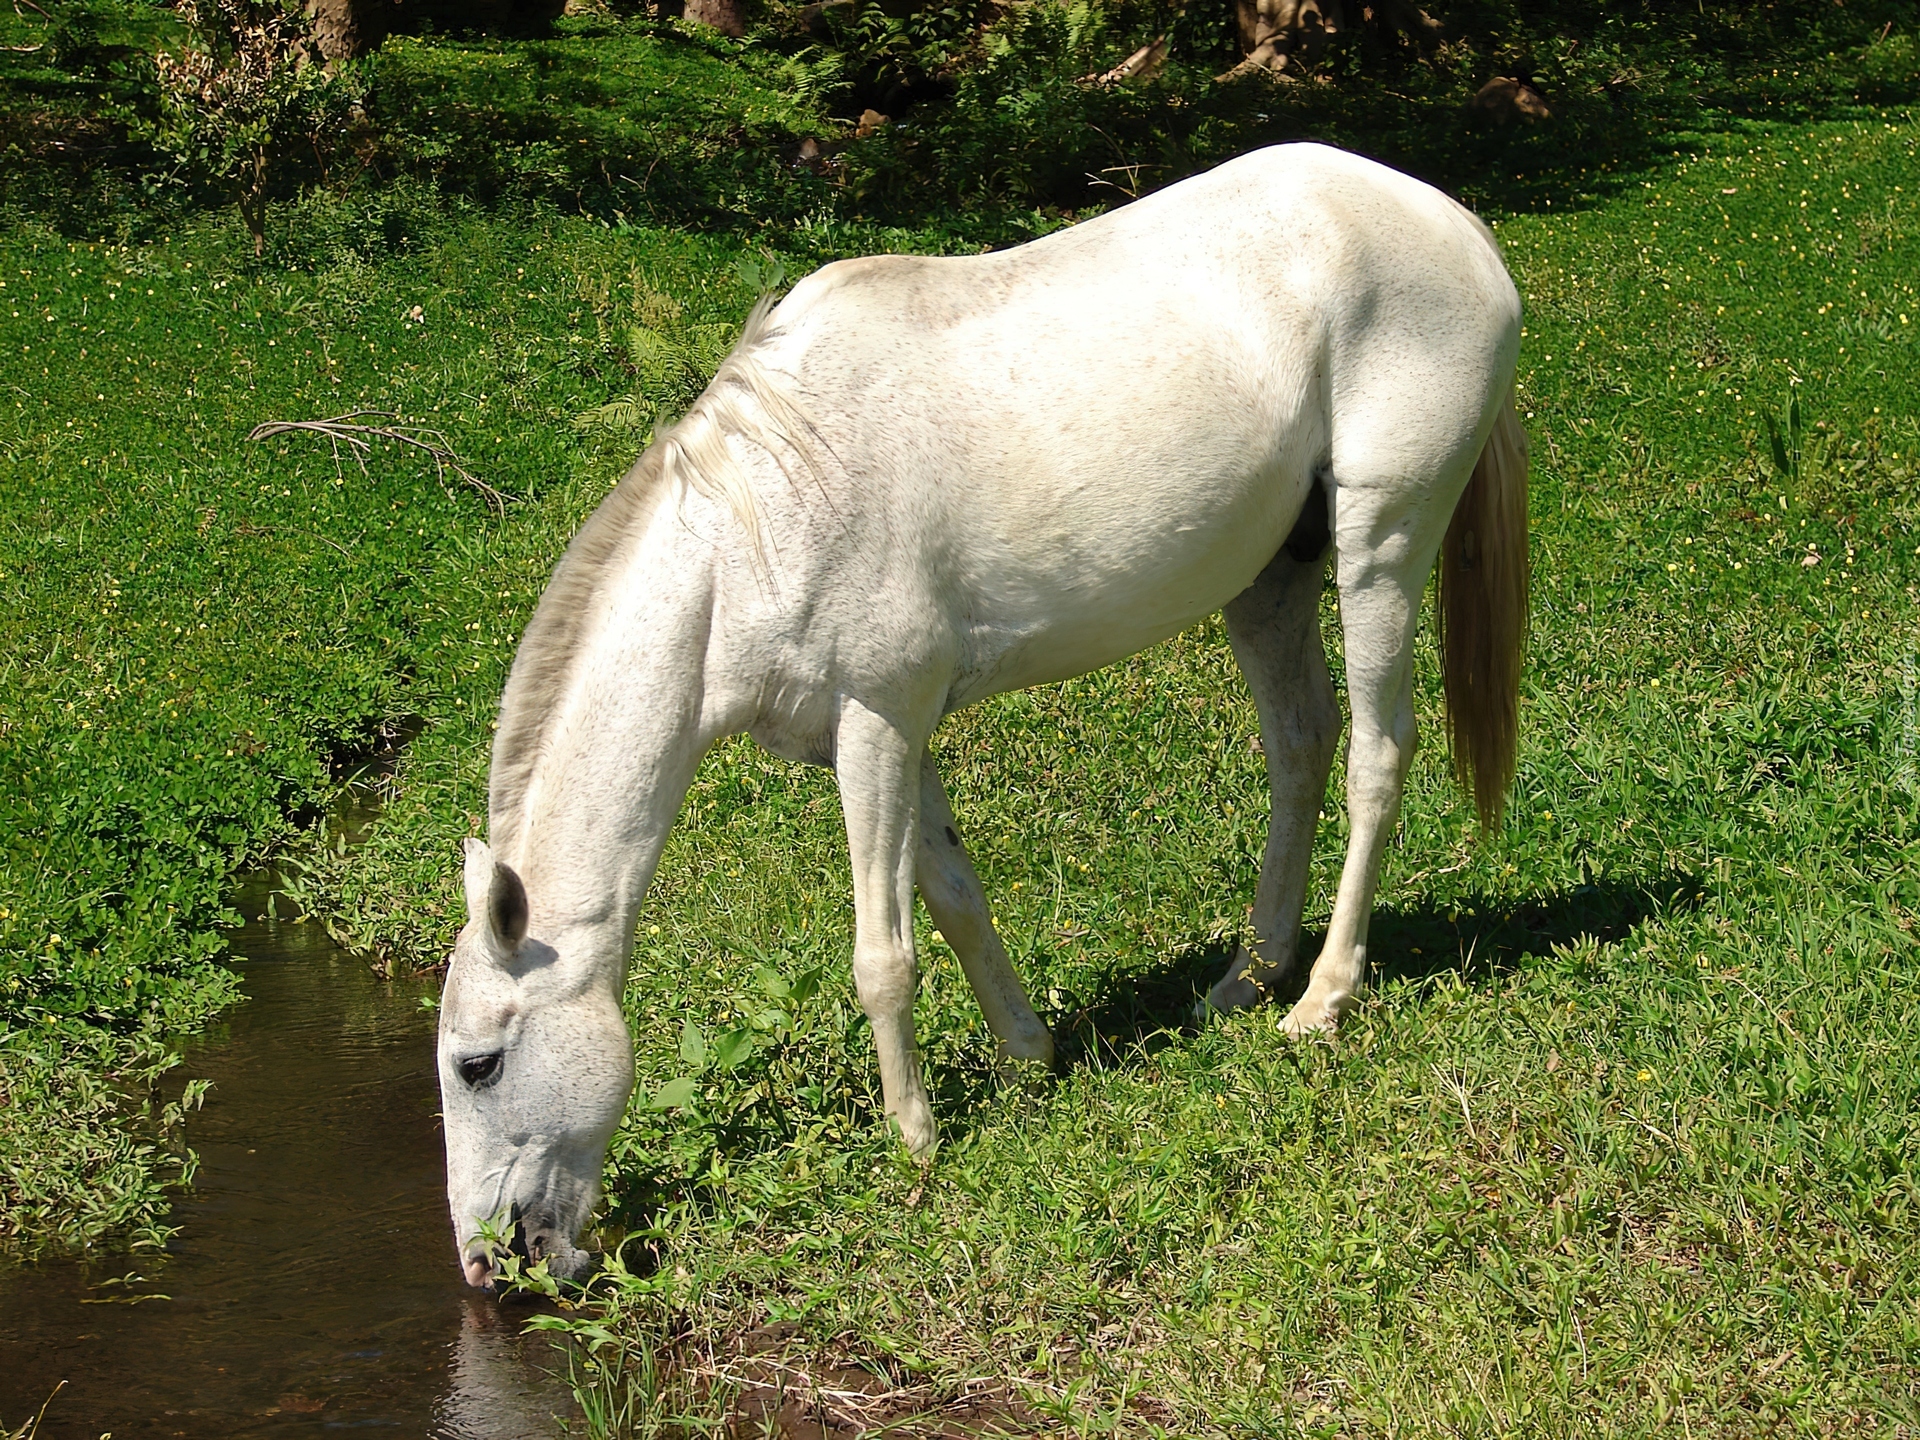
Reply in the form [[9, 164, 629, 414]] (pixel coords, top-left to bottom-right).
[[943, 471, 1305, 704]]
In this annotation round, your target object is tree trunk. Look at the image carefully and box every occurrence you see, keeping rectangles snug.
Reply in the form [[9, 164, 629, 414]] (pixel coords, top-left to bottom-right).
[[239, 146, 269, 258], [1221, 0, 1440, 80], [1228, 0, 1343, 78], [682, 0, 747, 38], [307, 0, 389, 61]]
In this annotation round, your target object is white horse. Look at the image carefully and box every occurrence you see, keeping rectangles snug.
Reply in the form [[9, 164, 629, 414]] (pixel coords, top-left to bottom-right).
[[437, 142, 1529, 1286]]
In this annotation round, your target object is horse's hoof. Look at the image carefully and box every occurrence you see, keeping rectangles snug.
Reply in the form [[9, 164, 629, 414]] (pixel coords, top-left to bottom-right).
[[893, 1108, 940, 1160], [1197, 944, 1283, 1020], [993, 1046, 1055, 1092], [1280, 998, 1342, 1037]]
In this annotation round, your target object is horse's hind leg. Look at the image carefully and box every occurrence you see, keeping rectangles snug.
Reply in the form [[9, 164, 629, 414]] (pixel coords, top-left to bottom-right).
[[1283, 471, 1454, 1034], [915, 752, 1054, 1069], [1203, 520, 1340, 1015]]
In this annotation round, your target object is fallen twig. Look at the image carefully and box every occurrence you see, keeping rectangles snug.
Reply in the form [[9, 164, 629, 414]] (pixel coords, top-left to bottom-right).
[[233, 517, 355, 558], [246, 410, 508, 514]]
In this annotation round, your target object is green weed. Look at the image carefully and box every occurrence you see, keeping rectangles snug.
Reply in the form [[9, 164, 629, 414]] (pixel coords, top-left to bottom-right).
[[574, 275, 738, 449], [1, 1382, 64, 1440]]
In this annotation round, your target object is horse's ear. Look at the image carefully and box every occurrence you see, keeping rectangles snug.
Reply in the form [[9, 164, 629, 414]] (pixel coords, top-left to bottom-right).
[[488, 863, 529, 951], [462, 838, 529, 956]]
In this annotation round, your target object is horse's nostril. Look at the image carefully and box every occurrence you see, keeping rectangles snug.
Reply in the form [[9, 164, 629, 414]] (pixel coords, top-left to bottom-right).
[[463, 1253, 494, 1289]]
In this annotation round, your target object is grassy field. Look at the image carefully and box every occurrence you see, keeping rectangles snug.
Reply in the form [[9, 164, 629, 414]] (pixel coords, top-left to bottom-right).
[[298, 117, 1920, 1434], [2, 3, 1918, 1434]]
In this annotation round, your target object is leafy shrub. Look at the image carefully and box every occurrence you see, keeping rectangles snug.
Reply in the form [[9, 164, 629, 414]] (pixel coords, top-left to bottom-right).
[[576, 271, 747, 446], [819, 0, 1917, 218], [152, 0, 363, 254], [798, 0, 995, 113]]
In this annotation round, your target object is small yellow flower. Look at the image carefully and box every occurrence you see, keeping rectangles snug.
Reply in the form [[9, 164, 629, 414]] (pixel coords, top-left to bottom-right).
[[1637, 1069, 1653, 1083]]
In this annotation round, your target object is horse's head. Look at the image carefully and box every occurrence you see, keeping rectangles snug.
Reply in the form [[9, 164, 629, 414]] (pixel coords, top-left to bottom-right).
[[438, 838, 635, 1288]]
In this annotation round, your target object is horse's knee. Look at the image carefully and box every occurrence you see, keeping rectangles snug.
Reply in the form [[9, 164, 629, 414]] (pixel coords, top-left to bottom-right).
[[851, 941, 916, 1017]]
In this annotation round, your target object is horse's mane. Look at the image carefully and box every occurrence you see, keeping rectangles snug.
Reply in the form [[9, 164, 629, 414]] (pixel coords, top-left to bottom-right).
[[488, 297, 811, 854]]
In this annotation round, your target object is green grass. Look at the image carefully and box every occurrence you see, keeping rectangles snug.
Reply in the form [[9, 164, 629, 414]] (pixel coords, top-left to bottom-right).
[[3, 3, 1919, 1431]]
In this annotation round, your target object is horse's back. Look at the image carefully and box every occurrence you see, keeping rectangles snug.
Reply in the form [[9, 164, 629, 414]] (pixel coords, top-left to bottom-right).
[[778, 143, 1511, 358]]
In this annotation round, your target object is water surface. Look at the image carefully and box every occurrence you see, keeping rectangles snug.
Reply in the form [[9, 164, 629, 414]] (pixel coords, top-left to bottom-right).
[[0, 873, 577, 1438]]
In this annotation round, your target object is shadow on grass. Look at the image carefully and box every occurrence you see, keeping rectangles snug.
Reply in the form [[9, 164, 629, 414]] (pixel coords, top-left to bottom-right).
[[1054, 870, 1706, 1072], [1370, 869, 1706, 986]]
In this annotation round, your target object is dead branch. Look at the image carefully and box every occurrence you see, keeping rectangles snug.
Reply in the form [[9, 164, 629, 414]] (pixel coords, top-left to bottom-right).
[[1082, 34, 1169, 87], [246, 410, 508, 514]]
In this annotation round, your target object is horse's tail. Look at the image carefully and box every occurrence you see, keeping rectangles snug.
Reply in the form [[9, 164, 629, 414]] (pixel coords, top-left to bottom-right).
[[1437, 387, 1529, 832]]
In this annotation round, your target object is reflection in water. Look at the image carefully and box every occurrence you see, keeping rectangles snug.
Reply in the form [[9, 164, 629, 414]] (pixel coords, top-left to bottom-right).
[[442, 1298, 580, 1436], [0, 871, 577, 1438]]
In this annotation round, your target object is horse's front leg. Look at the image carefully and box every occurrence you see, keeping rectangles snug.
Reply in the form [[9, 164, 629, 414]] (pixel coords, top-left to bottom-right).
[[836, 697, 939, 1157], [915, 751, 1054, 1071]]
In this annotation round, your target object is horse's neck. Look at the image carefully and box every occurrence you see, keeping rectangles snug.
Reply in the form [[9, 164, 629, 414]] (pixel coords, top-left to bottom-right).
[[493, 500, 725, 968]]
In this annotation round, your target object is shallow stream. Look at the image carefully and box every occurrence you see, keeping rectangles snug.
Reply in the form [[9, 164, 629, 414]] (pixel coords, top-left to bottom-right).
[[0, 862, 577, 1437]]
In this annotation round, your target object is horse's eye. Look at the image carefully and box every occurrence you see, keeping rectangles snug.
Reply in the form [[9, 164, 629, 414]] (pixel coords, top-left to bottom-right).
[[457, 1052, 504, 1089]]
